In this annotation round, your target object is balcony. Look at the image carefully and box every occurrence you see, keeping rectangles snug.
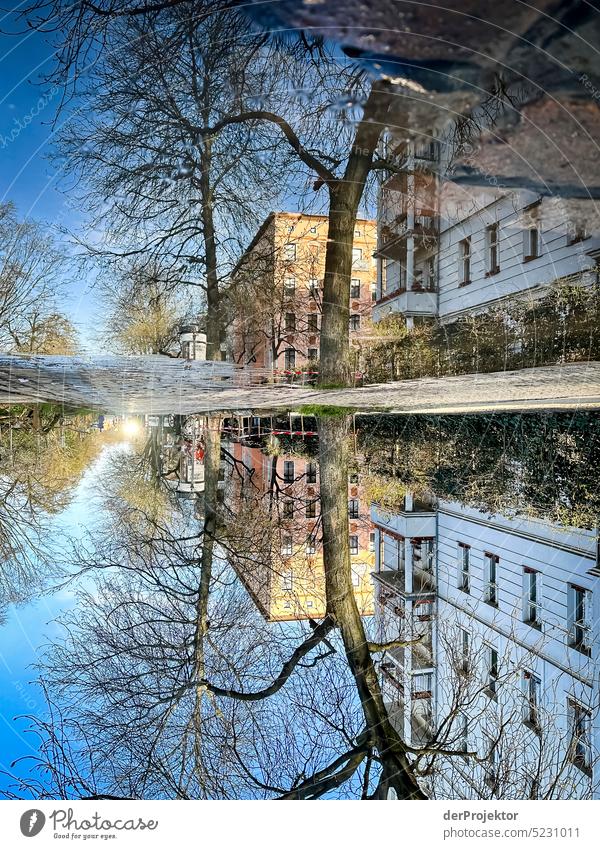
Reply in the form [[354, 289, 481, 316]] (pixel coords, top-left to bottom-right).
[[373, 286, 437, 322], [373, 566, 435, 599], [377, 213, 438, 260], [380, 663, 434, 746], [372, 503, 436, 539]]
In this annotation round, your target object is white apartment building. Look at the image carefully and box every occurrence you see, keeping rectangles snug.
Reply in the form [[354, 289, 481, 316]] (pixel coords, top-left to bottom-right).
[[373, 138, 600, 327], [371, 497, 600, 799]]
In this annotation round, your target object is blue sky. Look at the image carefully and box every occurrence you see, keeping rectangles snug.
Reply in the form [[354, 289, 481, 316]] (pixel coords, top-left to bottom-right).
[[1, 4, 98, 343]]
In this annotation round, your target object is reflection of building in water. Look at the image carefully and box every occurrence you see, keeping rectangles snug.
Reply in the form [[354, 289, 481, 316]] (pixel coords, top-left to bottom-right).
[[156, 415, 206, 497], [372, 495, 599, 798], [227, 441, 375, 621], [373, 134, 600, 328]]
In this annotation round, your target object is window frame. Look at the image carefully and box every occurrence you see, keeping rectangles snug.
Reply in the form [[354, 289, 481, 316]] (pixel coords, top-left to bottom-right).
[[284, 242, 297, 261], [486, 223, 500, 275], [284, 347, 296, 371], [484, 552, 499, 606], [457, 542, 470, 593], [458, 237, 471, 286]]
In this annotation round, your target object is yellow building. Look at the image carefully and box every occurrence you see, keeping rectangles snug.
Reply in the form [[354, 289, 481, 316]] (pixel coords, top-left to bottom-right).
[[229, 211, 377, 373]]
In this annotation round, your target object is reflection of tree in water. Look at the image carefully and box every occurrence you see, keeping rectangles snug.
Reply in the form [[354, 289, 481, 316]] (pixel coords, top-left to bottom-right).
[[5, 413, 428, 799], [6, 410, 599, 799], [359, 413, 600, 528], [0, 407, 106, 620]]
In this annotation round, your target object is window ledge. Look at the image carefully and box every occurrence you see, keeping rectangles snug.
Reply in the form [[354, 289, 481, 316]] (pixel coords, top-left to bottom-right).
[[485, 267, 500, 277], [524, 619, 542, 631], [523, 254, 539, 263], [483, 687, 498, 701], [485, 600, 499, 609], [523, 720, 542, 736], [458, 280, 472, 287], [570, 758, 593, 778], [568, 642, 592, 657]]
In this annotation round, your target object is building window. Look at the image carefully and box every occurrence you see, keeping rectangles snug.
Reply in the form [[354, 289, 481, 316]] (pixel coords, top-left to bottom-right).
[[349, 535, 359, 555], [306, 600, 314, 608], [309, 225, 317, 234], [459, 237, 471, 285], [412, 538, 434, 573], [396, 536, 405, 571], [568, 699, 592, 773], [348, 498, 359, 519], [283, 460, 295, 483], [567, 223, 589, 245], [349, 314, 360, 332], [522, 671, 541, 729], [284, 243, 296, 261], [523, 568, 542, 628], [283, 499, 294, 519], [426, 255, 436, 291], [281, 539, 293, 557], [460, 629, 469, 674], [371, 282, 377, 302], [306, 535, 316, 555], [285, 312, 296, 332], [458, 713, 469, 754], [523, 227, 540, 260], [352, 247, 362, 263], [485, 645, 499, 696], [484, 734, 498, 789], [567, 584, 592, 655], [306, 461, 317, 484], [284, 275, 296, 295], [305, 499, 317, 519], [308, 348, 318, 361], [284, 348, 296, 370], [484, 552, 499, 606], [308, 277, 319, 294], [457, 542, 470, 593], [352, 570, 360, 587], [350, 278, 361, 298], [307, 313, 319, 333], [485, 223, 500, 274], [369, 531, 376, 552]]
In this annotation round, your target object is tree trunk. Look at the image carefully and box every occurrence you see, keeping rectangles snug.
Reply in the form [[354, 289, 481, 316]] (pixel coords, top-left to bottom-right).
[[199, 138, 222, 361], [318, 414, 426, 799], [319, 197, 356, 386], [193, 415, 222, 708], [319, 82, 395, 387]]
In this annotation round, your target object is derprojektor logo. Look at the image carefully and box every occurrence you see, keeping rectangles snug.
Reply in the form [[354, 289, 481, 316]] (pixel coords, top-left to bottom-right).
[[19, 810, 46, 837]]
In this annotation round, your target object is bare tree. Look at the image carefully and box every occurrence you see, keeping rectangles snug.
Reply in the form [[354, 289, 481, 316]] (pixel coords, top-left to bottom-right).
[[0, 203, 75, 353], [54, 6, 301, 359], [97, 259, 192, 355]]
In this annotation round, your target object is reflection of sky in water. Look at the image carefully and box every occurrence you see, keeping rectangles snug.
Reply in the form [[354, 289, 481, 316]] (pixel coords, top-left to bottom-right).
[[0, 444, 128, 788]]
